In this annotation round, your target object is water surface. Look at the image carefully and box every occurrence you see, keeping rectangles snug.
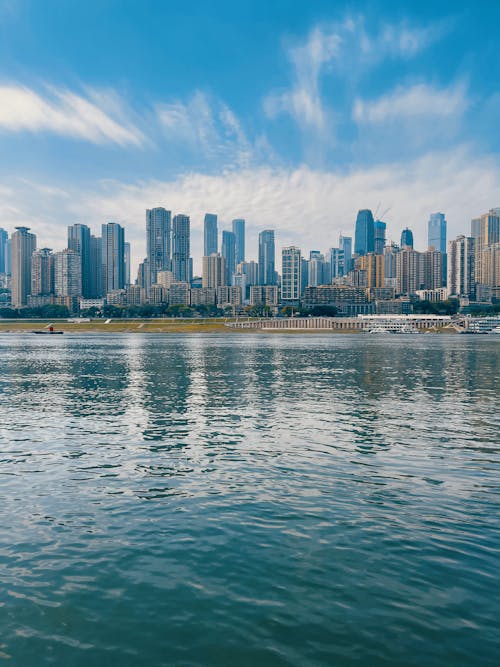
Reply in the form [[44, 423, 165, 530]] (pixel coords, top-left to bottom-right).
[[0, 334, 499, 666]]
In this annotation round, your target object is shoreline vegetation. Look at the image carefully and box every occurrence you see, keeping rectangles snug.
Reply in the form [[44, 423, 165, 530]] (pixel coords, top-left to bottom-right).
[[0, 318, 457, 334]]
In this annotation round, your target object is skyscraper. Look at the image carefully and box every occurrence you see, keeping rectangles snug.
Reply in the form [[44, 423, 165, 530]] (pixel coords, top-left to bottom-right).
[[67, 223, 91, 297], [428, 213, 447, 285], [202, 253, 226, 288], [328, 248, 345, 279], [400, 228, 414, 249], [11, 226, 36, 308], [204, 214, 218, 256], [124, 242, 131, 286], [420, 249, 443, 290], [396, 247, 419, 295], [54, 249, 82, 297], [308, 251, 326, 287], [354, 210, 375, 256], [258, 230, 275, 285], [221, 230, 236, 285], [102, 222, 125, 293], [471, 210, 500, 285], [232, 219, 245, 264], [31, 248, 54, 296], [374, 220, 387, 255], [89, 235, 103, 297], [448, 236, 475, 298], [339, 235, 352, 272], [146, 207, 171, 286], [172, 214, 190, 282], [281, 246, 301, 301], [0, 228, 8, 274]]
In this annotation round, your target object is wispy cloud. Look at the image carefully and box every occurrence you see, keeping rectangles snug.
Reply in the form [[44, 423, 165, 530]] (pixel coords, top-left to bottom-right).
[[2, 146, 497, 273], [263, 16, 448, 141], [353, 82, 469, 124], [0, 84, 145, 146], [156, 91, 266, 169]]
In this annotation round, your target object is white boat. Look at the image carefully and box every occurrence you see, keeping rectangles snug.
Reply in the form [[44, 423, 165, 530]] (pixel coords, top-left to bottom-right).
[[490, 326, 500, 334]]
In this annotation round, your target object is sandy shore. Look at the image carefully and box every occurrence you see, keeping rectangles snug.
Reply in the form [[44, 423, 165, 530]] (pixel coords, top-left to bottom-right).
[[0, 319, 368, 334]]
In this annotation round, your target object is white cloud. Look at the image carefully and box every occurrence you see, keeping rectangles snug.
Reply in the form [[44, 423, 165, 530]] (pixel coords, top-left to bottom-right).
[[156, 91, 258, 169], [353, 83, 469, 124], [263, 16, 448, 139], [0, 84, 145, 146], [1, 147, 498, 274]]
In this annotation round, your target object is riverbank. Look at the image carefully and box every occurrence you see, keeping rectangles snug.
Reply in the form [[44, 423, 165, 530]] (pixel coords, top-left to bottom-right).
[[0, 318, 459, 334]]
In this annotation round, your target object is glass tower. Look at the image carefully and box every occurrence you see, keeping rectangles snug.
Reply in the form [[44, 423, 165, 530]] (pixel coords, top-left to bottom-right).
[[354, 210, 375, 256], [232, 219, 245, 264], [172, 214, 190, 282], [146, 207, 171, 287], [204, 213, 218, 256], [258, 230, 275, 285]]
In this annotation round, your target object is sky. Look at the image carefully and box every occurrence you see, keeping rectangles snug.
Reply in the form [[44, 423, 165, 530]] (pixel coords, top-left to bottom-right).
[[0, 0, 499, 273]]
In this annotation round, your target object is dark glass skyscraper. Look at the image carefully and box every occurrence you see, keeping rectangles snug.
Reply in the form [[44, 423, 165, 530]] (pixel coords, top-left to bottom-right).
[[89, 235, 103, 297], [204, 213, 218, 256], [258, 230, 276, 285], [354, 209, 375, 255], [374, 220, 386, 254], [101, 222, 125, 293], [68, 223, 91, 297], [339, 234, 352, 272], [172, 214, 190, 282], [428, 212, 447, 285], [221, 230, 236, 285], [146, 207, 171, 286], [400, 228, 414, 249], [232, 219, 245, 264], [0, 228, 8, 274]]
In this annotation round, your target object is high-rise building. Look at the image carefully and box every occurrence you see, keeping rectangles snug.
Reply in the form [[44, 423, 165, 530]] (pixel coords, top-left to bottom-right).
[[124, 242, 131, 286], [383, 243, 399, 281], [202, 253, 226, 289], [480, 243, 500, 298], [54, 249, 82, 297], [146, 207, 171, 286], [328, 248, 344, 279], [102, 223, 125, 293], [89, 235, 103, 297], [356, 252, 385, 288], [172, 214, 190, 283], [428, 213, 447, 285], [471, 210, 500, 285], [258, 230, 275, 285], [339, 234, 352, 272], [11, 226, 36, 308], [400, 228, 414, 249], [281, 246, 301, 301], [354, 210, 375, 256], [68, 223, 91, 297], [237, 260, 259, 286], [374, 220, 387, 255], [5, 238, 11, 276], [308, 251, 326, 287], [420, 249, 443, 290], [232, 219, 245, 264], [204, 214, 218, 256], [428, 213, 447, 253], [0, 228, 8, 274], [447, 236, 475, 298], [396, 247, 419, 295], [31, 248, 54, 296], [221, 230, 236, 285]]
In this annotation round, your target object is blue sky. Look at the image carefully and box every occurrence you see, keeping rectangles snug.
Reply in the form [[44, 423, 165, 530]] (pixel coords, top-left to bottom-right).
[[0, 0, 499, 270]]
